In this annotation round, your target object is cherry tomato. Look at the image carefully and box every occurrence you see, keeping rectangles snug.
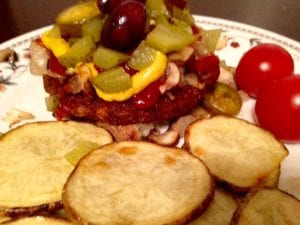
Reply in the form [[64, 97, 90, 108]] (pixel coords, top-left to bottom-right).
[[131, 80, 162, 109], [255, 75, 300, 143], [235, 43, 294, 97]]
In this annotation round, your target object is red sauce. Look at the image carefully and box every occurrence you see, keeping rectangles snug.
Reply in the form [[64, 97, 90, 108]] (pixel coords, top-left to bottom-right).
[[130, 79, 163, 109], [191, 25, 201, 35], [94, 65, 104, 73], [48, 51, 67, 75], [123, 63, 138, 76]]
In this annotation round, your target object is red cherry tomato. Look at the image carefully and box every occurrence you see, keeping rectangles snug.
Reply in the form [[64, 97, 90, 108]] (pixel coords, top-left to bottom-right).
[[131, 80, 162, 109], [235, 43, 294, 97], [255, 75, 300, 143]]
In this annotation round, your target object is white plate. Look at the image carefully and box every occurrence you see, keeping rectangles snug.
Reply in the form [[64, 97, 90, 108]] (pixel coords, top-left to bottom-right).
[[0, 15, 300, 198]]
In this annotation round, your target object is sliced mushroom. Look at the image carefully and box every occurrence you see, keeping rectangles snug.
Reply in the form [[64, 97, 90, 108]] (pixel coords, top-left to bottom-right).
[[170, 114, 197, 138], [159, 62, 181, 94], [96, 122, 154, 141], [148, 129, 180, 147], [148, 113, 200, 146], [65, 63, 96, 94], [185, 73, 205, 90]]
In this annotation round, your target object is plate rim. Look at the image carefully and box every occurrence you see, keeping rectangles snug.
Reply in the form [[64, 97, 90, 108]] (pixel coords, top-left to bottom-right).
[[194, 15, 300, 51], [0, 15, 299, 51]]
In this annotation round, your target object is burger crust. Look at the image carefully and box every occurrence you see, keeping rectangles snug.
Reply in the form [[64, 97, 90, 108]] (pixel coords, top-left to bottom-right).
[[44, 75, 203, 125]]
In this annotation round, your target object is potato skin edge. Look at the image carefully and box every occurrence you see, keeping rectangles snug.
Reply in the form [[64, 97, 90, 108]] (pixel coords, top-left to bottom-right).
[[1, 201, 63, 219]]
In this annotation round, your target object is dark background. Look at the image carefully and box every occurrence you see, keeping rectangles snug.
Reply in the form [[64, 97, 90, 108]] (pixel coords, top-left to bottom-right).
[[0, 0, 299, 43]]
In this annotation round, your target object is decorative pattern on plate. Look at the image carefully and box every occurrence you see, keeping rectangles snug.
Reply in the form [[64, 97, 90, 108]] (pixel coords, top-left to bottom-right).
[[0, 16, 299, 199], [0, 48, 29, 89]]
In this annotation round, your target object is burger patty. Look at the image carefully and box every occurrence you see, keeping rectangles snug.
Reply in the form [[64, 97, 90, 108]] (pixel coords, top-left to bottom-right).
[[44, 75, 203, 125]]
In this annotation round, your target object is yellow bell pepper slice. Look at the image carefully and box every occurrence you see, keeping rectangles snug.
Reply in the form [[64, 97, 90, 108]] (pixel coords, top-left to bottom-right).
[[93, 50, 167, 102], [75, 63, 98, 77], [41, 26, 70, 57]]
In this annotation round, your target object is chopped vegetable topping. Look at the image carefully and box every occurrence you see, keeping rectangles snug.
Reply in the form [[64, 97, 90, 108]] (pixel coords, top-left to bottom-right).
[[93, 50, 167, 101], [65, 141, 99, 166]]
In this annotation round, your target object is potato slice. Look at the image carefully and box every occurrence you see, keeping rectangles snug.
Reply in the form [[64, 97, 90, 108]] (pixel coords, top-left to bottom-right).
[[63, 141, 214, 225], [262, 166, 280, 188], [2, 216, 72, 225], [230, 188, 300, 225], [0, 216, 11, 224], [0, 121, 112, 217], [188, 189, 237, 225], [227, 166, 282, 205], [185, 116, 288, 192]]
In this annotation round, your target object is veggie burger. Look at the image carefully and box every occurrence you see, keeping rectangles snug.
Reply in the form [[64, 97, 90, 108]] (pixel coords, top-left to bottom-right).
[[29, 0, 222, 139]]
